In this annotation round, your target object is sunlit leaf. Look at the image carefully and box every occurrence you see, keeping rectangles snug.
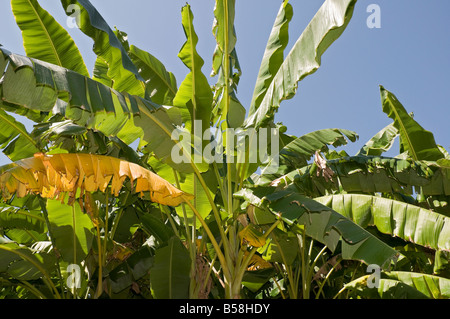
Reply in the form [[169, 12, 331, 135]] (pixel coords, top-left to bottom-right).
[[250, 0, 293, 115], [357, 123, 399, 157], [0, 153, 193, 207], [46, 199, 95, 264], [315, 194, 450, 252], [345, 272, 450, 299], [173, 4, 213, 134], [0, 109, 40, 161]]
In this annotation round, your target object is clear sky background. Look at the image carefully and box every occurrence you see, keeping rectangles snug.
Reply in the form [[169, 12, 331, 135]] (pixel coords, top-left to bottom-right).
[[0, 0, 449, 166]]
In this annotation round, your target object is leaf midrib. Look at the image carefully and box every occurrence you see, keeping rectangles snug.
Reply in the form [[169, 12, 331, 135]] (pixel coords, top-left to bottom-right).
[[168, 239, 174, 298], [26, 0, 63, 67], [387, 95, 418, 161], [187, 7, 197, 119], [130, 48, 177, 98]]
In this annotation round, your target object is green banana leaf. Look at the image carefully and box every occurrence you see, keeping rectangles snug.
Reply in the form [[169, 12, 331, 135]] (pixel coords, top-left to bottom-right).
[[12, 0, 89, 77], [2, 228, 47, 245], [292, 156, 449, 197], [139, 210, 175, 246], [439, 146, 450, 160], [345, 271, 450, 299], [380, 86, 444, 161], [0, 196, 48, 245], [60, 0, 145, 97], [0, 48, 194, 173], [0, 108, 40, 161], [236, 186, 400, 268], [150, 236, 191, 299], [173, 4, 213, 136], [108, 246, 154, 295], [39, 120, 87, 142], [115, 27, 178, 106], [315, 194, 450, 252], [257, 128, 358, 186], [90, 28, 120, 88], [245, 0, 357, 129], [0, 203, 46, 233], [249, 0, 293, 115], [211, 0, 245, 129], [384, 272, 450, 299], [0, 242, 56, 281], [148, 157, 214, 224], [176, 173, 214, 223], [279, 128, 358, 168], [211, 0, 238, 78], [357, 123, 399, 156], [258, 154, 450, 199], [129, 45, 178, 106], [46, 199, 95, 265]]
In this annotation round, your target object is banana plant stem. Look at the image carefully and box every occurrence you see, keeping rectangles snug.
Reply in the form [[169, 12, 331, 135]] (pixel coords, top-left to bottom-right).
[[172, 169, 197, 298], [182, 197, 232, 282]]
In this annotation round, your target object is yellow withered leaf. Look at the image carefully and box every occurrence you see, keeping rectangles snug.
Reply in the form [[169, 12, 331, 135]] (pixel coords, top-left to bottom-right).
[[0, 153, 193, 206], [239, 224, 266, 248]]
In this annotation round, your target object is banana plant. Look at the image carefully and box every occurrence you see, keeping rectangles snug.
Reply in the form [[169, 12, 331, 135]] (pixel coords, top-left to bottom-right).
[[0, 0, 448, 300]]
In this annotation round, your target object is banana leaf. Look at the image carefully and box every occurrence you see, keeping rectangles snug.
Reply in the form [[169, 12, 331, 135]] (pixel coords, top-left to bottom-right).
[[0, 242, 56, 281], [315, 194, 450, 252], [139, 211, 175, 246], [129, 45, 177, 106], [211, 0, 245, 129], [12, 0, 90, 77], [45, 199, 95, 265], [0, 109, 40, 161], [0, 153, 193, 207], [108, 246, 154, 294], [279, 128, 358, 168], [92, 55, 113, 87], [249, 0, 293, 115], [345, 271, 450, 299], [357, 123, 399, 156], [262, 228, 299, 265], [150, 236, 191, 299], [211, 0, 238, 78], [0, 48, 194, 173], [0, 203, 46, 233], [236, 186, 400, 268], [245, 0, 357, 129], [257, 128, 358, 186], [173, 4, 213, 135], [292, 156, 450, 197], [148, 157, 214, 223], [380, 86, 444, 161]]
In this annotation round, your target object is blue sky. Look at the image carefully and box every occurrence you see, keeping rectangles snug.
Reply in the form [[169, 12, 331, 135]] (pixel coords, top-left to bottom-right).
[[0, 0, 449, 166]]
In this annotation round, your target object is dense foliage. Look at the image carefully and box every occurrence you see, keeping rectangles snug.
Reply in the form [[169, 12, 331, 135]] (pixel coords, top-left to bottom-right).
[[0, 0, 448, 299]]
